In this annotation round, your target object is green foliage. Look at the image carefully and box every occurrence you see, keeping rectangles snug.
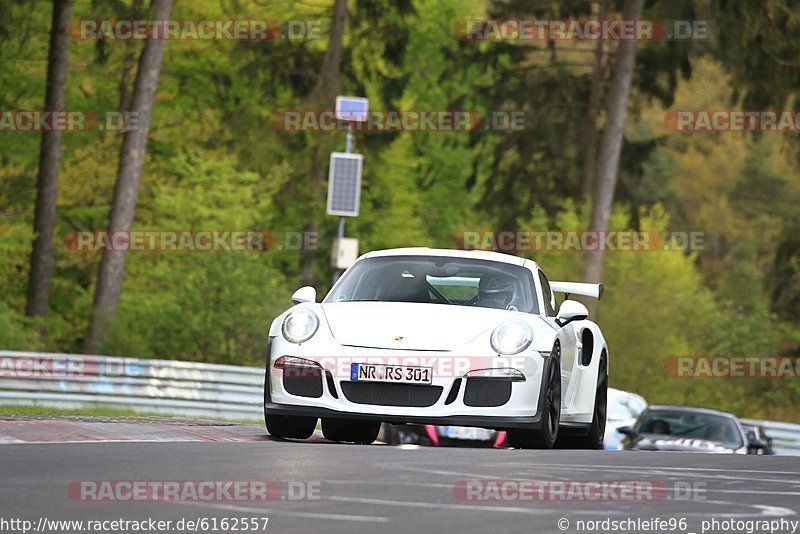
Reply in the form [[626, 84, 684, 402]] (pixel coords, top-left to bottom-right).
[[0, 302, 41, 351], [1, 0, 800, 420], [515, 202, 798, 420], [711, 0, 800, 109], [98, 152, 290, 365]]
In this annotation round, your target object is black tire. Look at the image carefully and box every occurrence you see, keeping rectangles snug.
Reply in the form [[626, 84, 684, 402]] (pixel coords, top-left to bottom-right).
[[265, 413, 317, 439], [262, 350, 318, 440], [322, 418, 380, 444], [582, 356, 608, 449], [263, 346, 317, 440], [508, 343, 561, 449], [554, 355, 608, 449]]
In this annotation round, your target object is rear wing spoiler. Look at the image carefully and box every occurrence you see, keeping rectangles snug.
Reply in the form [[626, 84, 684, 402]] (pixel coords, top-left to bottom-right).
[[550, 281, 604, 300]]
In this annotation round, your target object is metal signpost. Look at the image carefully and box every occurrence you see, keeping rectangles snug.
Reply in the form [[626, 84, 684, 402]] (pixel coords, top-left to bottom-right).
[[328, 96, 368, 283]]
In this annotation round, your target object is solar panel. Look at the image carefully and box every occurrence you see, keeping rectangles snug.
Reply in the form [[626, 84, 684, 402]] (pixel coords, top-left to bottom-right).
[[335, 96, 369, 122], [326, 152, 363, 217]]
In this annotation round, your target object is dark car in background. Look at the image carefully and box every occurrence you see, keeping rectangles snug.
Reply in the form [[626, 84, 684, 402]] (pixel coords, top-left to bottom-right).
[[604, 388, 648, 450], [740, 423, 775, 455], [618, 405, 767, 455]]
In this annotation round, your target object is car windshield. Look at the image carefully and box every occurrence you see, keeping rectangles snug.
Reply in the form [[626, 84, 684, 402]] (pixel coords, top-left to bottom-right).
[[325, 255, 539, 314], [636, 409, 743, 448]]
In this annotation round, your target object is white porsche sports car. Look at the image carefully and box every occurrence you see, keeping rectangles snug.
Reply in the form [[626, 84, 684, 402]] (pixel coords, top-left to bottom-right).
[[264, 248, 608, 449]]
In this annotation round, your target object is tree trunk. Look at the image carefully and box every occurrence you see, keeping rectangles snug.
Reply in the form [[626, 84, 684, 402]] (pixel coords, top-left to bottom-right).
[[85, 0, 173, 353], [300, 0, 348, 287], [118, 0, 144, 113], [580, 0, 607, 202], [582, 0, 644, 305], [25, 0, 73, 329]]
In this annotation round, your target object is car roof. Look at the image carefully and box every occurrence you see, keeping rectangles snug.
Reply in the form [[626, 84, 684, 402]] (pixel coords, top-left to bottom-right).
[[361, 247, 534, 268], [645, 405, 738, 419]]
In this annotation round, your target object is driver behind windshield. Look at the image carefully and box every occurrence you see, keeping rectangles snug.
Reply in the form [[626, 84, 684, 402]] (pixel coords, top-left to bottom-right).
[[705, 423, 733, 443], [474, 275, 516, 309], [651, 419, 671, 435]]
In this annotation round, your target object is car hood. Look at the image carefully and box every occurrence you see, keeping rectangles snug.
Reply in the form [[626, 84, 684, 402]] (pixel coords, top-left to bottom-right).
[[630, 436, 736, 453], [320, 302, 531, 351]]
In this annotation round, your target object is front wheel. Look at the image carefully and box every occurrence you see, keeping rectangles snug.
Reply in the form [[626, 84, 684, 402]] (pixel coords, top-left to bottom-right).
[[322, 418, 380, 444], [507, 343, 561, 449], [582, 356, 608, 449], [555, 355, 608, 449], [265, 413, 317, 439]]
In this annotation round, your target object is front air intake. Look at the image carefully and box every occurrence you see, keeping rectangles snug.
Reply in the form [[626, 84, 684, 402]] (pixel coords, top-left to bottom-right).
[[340, 382, 442, 407], [282, 365, 323, 398], [463, 378, 512, 407]]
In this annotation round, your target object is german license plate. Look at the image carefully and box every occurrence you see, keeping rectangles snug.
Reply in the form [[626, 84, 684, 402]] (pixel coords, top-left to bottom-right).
[[443, 426, 494, 441], [350, 363, 432, 385]]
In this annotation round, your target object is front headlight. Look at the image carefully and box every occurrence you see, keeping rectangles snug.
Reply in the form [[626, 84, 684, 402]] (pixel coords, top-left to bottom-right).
[[490, 321, 533, 355], [281, 309, 319, 344]]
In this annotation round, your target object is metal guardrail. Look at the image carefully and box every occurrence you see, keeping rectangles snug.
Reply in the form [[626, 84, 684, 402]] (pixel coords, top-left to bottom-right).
[[2, 351, 800, 454], [740, 418, 800, 456], [0, 350, 264, 421]]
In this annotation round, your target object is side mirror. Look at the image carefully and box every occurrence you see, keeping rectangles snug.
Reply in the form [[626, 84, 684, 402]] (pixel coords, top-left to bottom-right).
[[291, 286, 317, 304], [746, 431, 766, 452], [616, 425, 635, 436], [556, 299, 589, 326]]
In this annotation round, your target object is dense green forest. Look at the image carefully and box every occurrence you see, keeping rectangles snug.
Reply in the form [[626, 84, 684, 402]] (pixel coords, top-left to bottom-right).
[[1, 0, 799, 421]]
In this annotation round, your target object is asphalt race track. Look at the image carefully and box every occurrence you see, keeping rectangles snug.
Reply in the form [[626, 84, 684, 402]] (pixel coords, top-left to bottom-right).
[[1, 418, 798, 534]]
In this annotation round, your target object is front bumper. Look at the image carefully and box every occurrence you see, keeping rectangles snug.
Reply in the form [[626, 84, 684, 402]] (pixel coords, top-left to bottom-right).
[[264, 339, 552, 430], [264, 401, 545, 429]]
